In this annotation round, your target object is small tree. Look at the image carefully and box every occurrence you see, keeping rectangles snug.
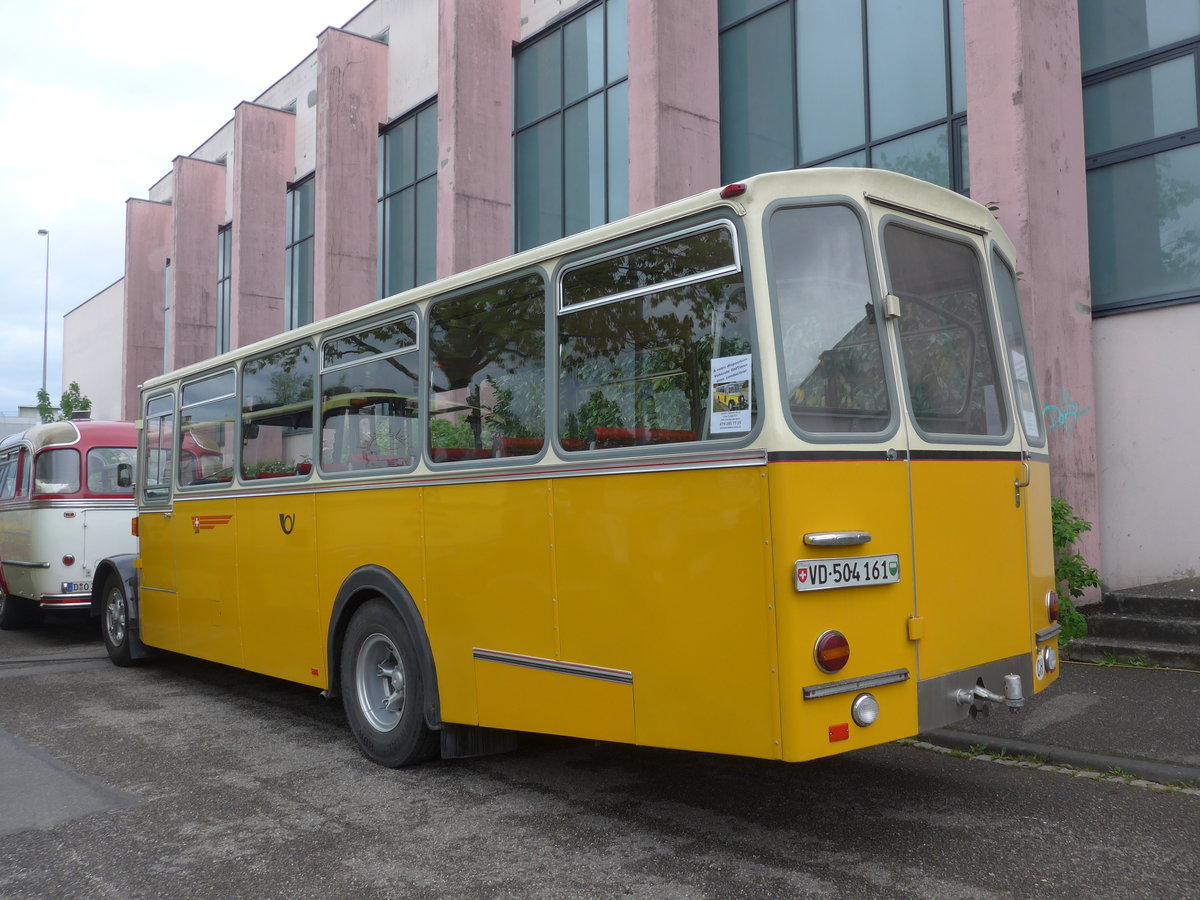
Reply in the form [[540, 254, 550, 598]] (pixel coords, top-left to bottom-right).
[[36, 382, 92, 423], [1051, 496, 1100, 646]]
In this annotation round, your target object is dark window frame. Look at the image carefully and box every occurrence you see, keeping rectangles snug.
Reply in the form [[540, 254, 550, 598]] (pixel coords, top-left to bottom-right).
[[378, 98, 439, 299], [285, 174, 316, 331], [1082, 34, 1200, 317]]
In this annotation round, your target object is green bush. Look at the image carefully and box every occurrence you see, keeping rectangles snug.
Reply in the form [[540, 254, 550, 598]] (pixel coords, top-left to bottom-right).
[[1051, 496, 1100, 646]]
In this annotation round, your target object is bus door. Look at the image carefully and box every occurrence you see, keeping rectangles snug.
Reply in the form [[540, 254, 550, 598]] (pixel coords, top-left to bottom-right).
[[878, 215, 1033, 729], [138, 393, 180, 648], [769, 202, 920, 759]]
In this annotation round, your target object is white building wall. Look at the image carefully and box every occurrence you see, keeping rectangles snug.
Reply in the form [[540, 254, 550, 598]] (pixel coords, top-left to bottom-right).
[[1094, 303, 1200, 588], [62, 279, 126, 421]]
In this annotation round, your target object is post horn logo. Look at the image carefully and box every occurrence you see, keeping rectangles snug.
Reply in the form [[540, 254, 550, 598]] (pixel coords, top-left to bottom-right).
[[279, 513, 296, 535]]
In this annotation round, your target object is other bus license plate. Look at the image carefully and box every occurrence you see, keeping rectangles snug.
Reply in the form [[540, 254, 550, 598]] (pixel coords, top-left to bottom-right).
[[794, 555, 899, 592], [61, 582, 91, 594]]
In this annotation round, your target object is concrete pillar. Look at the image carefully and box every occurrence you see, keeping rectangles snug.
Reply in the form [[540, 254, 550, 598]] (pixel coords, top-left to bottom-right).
[[627, 0, 722, 213], [231, 102, 295, 349], [313, 27, 388, 320], [436, 0, 519, 277], [964, 0, 1100, 592], [169, 156, 226, 370], [122, 199, 172, 420]]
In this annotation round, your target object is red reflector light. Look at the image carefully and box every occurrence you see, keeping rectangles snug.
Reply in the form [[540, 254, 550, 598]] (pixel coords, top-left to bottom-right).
[[829, 723, 850, 742], [131, 517, 139, 537], [62, 554, 75, 567], [814, 630, 850, 673], [1047, 590, 1060, 622], [720, 183, 747, 200]]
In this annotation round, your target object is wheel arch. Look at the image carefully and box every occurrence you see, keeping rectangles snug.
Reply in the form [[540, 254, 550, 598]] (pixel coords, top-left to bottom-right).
[[327, 565, 441, 730], [91, 554, 150, 661]]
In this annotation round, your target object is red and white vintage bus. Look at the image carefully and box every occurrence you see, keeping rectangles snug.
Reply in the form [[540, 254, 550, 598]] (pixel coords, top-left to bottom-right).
[[0, 417, 137, 628]]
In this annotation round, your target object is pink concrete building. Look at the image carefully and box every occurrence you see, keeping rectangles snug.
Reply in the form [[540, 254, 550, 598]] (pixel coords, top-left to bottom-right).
[[63, 0, 1200, 592]]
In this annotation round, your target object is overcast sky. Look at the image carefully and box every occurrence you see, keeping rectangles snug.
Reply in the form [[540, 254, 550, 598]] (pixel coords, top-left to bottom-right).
[[0, 0, 371, 416]]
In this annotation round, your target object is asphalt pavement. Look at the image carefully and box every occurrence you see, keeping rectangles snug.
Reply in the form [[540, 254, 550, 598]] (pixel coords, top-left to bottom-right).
[[923, 660, 1200, 786]]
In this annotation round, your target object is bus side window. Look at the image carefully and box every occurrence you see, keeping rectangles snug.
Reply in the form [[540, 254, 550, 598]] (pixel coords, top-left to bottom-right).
[[558, 224, 753, 450], [427, 274, 546, 463], [33, 448, 81, 495], [320, 316, 420, 472], [241, 343, 315, 480]]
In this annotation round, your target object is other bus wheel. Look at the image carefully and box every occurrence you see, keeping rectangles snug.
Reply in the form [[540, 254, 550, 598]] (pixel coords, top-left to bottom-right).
[[101, 577, 136, 667], [341, 599, 439, 767]]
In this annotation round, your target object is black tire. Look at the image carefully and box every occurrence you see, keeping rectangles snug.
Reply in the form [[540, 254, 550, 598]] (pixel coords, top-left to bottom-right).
[[100, 576, 137, 667], [0, 593, 33, 630], [340, 599, 439, 767]]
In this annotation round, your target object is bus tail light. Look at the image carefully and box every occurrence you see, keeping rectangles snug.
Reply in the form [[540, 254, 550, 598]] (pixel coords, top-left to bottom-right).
[[814, 630, 850, 673], [62, 554, 75, 567], [1046, 590, 1060, 622], [720, 183, 747, 200]]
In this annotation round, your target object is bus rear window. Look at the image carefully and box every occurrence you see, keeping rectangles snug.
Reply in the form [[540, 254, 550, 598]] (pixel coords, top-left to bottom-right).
[[34, 448, 80, 495]]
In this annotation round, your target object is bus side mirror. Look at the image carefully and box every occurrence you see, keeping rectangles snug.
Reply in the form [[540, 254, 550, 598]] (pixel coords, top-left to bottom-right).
[[117, 463, 134, 488]]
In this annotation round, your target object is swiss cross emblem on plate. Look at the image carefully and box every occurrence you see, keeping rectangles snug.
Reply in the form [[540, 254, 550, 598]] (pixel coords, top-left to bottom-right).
[[192, 516, 201, 533]]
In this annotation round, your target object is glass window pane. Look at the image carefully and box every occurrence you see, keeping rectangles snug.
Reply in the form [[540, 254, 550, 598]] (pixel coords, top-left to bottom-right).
[[770, 205, 891, 434], [294, 239, 314, 328], [562, 225, 738, 307], [87, 447, 136, 495], [1087, 144, 1200, 308], [950, 0, 966, 113], [719, 6, 796, 181], [564, 7, 605, 104], [323, 316, 417, 368], [386, 118, 416, 193], [565, 96, 607, 236], [607, 80, 630, 222], [516, 119, 564, 251], [416, 177, 438, 287], [384, 188, 416, 295], [885, 225, 1007, 437], [797, 0, 864, 162], [428, 275, 546, 461], [179, 375, 237, 486], [241, 344, 315, 480], [718, 0, 783, 28], [295, 180, 315, 239], [818, 150, 869, 167], [607, 0, 629, 82], [1080, 0, 1200, 71], [416, 102, 438, 177], [143, 401, 174, 502], [516, 32, 563, 128], [872, 125, 950, 188], [992, 250, 1043, 444], [867, 0, 947, 138], [1083, 56, 1197, 156], [559, 254, 754, 449], [958, 120, 970, 194], [34, 449, 80, 494], [321, 324, 419, 472]]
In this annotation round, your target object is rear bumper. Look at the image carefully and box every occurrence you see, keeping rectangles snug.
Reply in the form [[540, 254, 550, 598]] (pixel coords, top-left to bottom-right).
[[917, 653, 1035, 733], [38, 594, 92, 610]]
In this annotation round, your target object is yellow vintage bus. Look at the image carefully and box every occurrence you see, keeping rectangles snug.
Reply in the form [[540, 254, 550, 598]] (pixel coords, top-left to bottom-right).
[[95, 168, 1061, 767]]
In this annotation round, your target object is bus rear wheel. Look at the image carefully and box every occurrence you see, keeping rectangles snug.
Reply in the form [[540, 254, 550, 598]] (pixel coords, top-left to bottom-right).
[[101, 576, 136, 667], [341, 599, 439, 767]]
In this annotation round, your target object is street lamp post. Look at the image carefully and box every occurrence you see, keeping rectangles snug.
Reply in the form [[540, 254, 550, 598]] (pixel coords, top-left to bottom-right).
[[37, 229, 49, 396]]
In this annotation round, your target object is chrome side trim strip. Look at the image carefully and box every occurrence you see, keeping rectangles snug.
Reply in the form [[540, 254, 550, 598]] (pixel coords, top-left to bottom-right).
[[3, 560, 51, 569], [1036, 623, 1063, 642], [802, 667, 909, 700], [473, 649, 633, 685]]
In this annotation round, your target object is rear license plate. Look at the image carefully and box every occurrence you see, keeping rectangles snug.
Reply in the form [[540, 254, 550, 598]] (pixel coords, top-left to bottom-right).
[[61, 582, 91, 594], [794, 555, 899, 592]]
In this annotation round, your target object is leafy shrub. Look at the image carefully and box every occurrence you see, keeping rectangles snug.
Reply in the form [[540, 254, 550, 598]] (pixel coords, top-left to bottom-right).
[[1051, 496, 1100, 646]]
